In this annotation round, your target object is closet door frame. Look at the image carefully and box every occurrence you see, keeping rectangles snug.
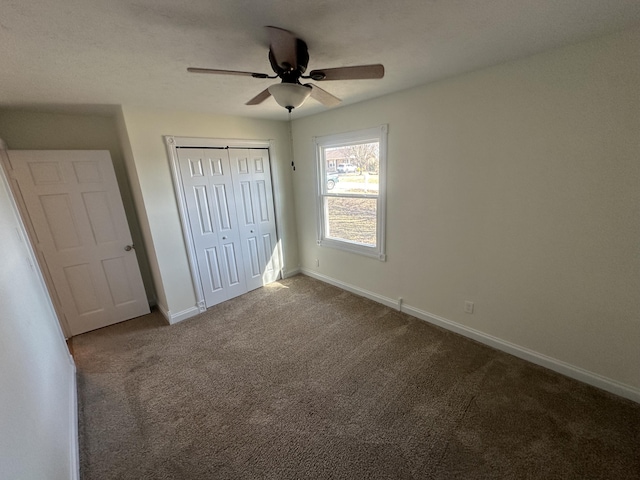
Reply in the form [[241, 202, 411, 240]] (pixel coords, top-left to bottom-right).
[[164, 136, 283, 312]]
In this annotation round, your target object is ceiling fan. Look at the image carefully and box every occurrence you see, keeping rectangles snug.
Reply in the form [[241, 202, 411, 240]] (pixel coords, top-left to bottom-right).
[[187, 26, 384, 112]]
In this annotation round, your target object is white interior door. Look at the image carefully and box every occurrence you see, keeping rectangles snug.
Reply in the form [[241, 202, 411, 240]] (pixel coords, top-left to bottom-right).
[[8, 150, 150, 336], [177, 148, 247, 307], [228, 148, 281, 290]]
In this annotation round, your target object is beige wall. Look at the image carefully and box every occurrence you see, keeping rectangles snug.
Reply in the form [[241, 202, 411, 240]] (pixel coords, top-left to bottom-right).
[[119, 106, 298, 316], [0, 152, 77, 479], [0, 110, 156, 303], [291, 27, 640, 391]]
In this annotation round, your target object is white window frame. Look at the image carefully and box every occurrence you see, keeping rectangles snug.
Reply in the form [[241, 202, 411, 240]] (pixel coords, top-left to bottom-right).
[[314, 125, 388, 261]]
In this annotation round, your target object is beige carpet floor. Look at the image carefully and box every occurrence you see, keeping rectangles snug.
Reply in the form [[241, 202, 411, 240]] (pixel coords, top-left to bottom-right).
[[70, 274, 640, 479]]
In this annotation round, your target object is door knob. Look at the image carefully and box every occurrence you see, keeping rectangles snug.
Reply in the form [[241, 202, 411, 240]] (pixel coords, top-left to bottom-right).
[[222, 236, 227, 240], [124, 244, 134, 251], [250, 230, 254, 233]]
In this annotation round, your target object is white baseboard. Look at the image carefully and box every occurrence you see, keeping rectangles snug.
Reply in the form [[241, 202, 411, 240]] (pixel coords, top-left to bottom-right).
[[157, 302, 200, 325], [300, 269, 640, 404], [156, 303, 171, 323], [301, 269, 400, 310], [282, 267, 301, 279], [69, 363, 79, 480]]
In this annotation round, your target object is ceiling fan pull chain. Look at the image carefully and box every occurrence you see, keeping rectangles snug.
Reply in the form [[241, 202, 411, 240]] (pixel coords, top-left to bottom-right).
[[288, 110, 296, 171]]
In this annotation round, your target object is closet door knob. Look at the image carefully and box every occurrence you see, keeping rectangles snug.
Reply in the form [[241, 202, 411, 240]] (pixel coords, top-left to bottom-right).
[[222, 236, 227, 240]]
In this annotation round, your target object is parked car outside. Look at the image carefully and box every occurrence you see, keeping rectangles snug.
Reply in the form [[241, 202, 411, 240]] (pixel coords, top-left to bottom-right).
[[327, 173, 340, 190], [337, 163, 357, 173]]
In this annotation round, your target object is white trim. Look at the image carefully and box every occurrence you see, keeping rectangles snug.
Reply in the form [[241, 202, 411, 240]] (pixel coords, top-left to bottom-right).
[[196, 300, 206, 313], [167, 306, 200, 324], [301, 269, 399, 310], [168, 136, 272, 149], [314, 125, 388, 260], [156, 302, 171, 323], [157, 301, 200, 325], [299, 268, 640, 404], [164, 136, 207, 312], [282, 267, 301, 278], [268, 139, 288, 280], [69, 363, 79, 480], [400, 304, 640, 403]]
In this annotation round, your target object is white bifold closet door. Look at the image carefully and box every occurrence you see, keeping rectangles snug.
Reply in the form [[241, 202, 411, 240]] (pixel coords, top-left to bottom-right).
[[176, 147, 280, 308]]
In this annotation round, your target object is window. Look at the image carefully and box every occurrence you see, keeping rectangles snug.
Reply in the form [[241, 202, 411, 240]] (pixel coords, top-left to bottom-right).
[[315, 125, 387, 260]]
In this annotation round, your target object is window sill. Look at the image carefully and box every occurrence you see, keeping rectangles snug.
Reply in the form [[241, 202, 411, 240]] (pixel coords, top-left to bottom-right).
[[317, 238, 386, 261]]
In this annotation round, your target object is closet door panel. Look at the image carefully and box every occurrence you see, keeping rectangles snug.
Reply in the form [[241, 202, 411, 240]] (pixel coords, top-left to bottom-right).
[[177, 148, 247, 306], [245, 149, 280, 284], [229, 149, 267, 290]]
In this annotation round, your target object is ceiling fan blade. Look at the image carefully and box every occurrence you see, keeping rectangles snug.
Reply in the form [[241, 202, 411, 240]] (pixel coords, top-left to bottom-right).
[[307, 84, 341, 107], [245, 88, 272, 105], [266, 26, 298, 71], [187, 67, 271, 79], [308, 64, 385, 81]]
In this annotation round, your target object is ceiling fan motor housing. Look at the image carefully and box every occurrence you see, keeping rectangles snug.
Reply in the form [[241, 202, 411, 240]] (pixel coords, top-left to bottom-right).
[[268, 38, 309, 83]]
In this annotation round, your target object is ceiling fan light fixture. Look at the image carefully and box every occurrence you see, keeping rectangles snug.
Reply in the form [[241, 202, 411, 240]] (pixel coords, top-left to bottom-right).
[[268, 83, 311, 111]]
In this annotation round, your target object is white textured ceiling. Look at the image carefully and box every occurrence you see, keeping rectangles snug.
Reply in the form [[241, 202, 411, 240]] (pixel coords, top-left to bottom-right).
[[1, 0, 640, 120]]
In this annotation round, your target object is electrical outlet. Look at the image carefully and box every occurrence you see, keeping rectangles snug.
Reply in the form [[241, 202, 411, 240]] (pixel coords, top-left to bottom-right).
[[315, 258, 319, 267], [464, 301, 474, 314]]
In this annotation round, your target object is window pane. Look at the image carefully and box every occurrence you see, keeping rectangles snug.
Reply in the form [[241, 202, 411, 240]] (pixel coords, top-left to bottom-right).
[[325, 197, 377, 246], [324, 143, 379, 195]]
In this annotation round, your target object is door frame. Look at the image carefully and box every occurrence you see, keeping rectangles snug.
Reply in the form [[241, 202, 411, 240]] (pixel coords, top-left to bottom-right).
[[164, 136, 284, 312]]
